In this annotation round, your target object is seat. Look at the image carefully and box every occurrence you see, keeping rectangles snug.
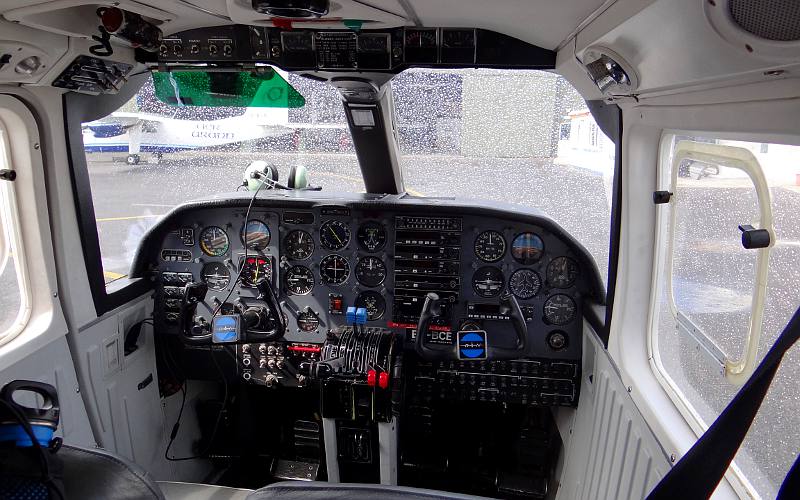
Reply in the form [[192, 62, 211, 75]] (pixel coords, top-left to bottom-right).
[[59, 444, 253, 500], [61, 445, 486, 500], [158, 481, 253, 500], [248, 481, 491, 500]]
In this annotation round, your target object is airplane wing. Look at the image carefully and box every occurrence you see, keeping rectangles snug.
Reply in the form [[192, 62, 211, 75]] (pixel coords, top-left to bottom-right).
[[291, 123, 348, 130]]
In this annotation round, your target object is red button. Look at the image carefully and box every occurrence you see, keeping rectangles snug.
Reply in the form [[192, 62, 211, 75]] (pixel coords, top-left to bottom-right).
[[378, 372, 389, 389], [367, 369, 377, 387]]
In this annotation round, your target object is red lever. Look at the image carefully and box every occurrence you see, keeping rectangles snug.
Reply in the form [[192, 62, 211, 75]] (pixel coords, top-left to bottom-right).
[[378, 371, 389, 389], [367, 369, 377, 387]]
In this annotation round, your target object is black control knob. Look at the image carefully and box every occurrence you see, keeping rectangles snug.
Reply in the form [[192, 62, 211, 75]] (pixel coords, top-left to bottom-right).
[[547, 331, 568, 351]]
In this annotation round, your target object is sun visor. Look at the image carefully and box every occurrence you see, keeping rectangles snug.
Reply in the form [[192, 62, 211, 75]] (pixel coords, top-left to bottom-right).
[[152, 69, 305, 108]]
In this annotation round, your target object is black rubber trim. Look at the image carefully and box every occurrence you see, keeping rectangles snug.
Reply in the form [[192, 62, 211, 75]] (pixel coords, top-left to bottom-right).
[[583, 301, 606, 337], [586, 100, 622, 347], [128, 192, 605, 304], [62, 93, 152, 316]]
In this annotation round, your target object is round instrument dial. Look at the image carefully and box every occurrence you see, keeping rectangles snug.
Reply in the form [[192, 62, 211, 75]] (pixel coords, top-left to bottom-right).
[[320, 255, 350, 285], [355, 291, 386, 321], [285, 265, 314, 295], [297, 310, 320, 332], [511, 232, 544, 264], [546, 256, 579, 288], [472, 266, 505, 298], [199, 226, 229, 257], [474, 230, 506, 262], [241, 220, 270, 251], [284, 230, 314, 260], [240, 256, 272, 287], [201, 262, 230, 291], [543, 294, 576, 325], [509, 269, 542, 300], [320, 220, 351, 250], [355, 256, 386, 287], [357, 221, 387, 252]]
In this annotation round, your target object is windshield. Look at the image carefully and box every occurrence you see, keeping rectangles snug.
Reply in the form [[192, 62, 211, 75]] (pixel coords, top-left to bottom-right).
[[84, 73, 361, 284], [392, 68, 615, 283], [84, 68, 613, 287]]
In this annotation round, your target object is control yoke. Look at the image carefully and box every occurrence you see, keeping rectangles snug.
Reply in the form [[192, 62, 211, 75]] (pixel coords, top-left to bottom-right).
[[180, 280, 286, 345], [415, 292, 527, 360], [180, 282, 210, 345]]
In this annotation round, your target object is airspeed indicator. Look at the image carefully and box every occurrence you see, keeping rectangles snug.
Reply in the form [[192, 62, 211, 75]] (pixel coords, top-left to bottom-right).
[[474, 230, 506, 262]]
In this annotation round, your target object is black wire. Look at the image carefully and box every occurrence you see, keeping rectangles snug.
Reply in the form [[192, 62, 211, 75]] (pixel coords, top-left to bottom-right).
[[165, 346, 230, 461], [211, 172, 268, 318], [165, 171, 268, 461]]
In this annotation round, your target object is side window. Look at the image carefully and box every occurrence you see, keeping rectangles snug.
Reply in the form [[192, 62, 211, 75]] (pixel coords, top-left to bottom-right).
[[0, 128, 31, 344], [652, 134, 800, 497]]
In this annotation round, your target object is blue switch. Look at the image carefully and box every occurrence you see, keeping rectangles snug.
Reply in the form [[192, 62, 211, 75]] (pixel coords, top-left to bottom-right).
[[346, 306, 357, 324], [355, 307, 367, 325]]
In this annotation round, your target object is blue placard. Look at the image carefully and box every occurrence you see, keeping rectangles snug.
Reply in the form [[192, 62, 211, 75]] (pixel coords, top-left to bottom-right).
[[212, 315, 240, 343], [458, 330, 488, 360]]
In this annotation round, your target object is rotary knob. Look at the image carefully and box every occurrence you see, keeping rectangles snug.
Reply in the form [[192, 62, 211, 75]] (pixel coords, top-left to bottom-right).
[[547, 331, 568, 351]]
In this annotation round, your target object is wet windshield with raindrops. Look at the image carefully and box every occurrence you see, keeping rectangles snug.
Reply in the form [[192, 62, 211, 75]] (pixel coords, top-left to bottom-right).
[[84, 73, 361, 284], [83, 68, 614, 286], [391, 68, 615, 283]]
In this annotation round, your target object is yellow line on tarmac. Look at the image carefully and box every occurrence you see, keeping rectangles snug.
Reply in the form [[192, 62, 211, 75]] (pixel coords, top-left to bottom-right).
[[96, 214, 164, 222], [103, 270, 126, 280]]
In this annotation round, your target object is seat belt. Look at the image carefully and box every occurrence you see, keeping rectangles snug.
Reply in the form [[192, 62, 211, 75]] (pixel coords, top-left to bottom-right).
[[646, 305, 800, 500]]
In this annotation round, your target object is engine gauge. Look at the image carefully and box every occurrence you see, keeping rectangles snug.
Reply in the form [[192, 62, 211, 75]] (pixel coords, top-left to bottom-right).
[[285, 265, 314, 295], [472, 266, 505, 298], [543, 294, 576, 325], [357, 221, 386, 252], [201, 262, 230, 291], [297, 310, 320, 332], [199, 226, 229, 257], [474, 230, 506, 262], [355, 290, 386, 321], [320, 220, 351, 250], [509, 269, 542, 300], [239, 256, 273, 287], [546, 256, 579, 288], [320, 255, 350, 285], [284, 230, 314, 260], [241, 219, 270, 251], [511, 232, 544, 264], [355, 256, 386, 287], [405, 28, 437, 48]]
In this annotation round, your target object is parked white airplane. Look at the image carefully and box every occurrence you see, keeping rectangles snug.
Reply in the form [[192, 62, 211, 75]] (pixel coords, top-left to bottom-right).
[[82, 99, 346, 164]]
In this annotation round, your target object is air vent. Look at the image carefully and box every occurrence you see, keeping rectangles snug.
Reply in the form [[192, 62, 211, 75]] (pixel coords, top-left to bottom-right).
[[729, 0, 800, 41]]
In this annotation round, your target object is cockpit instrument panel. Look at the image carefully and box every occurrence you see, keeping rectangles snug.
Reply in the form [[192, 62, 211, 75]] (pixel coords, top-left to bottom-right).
[[141, 195, 601, 370]]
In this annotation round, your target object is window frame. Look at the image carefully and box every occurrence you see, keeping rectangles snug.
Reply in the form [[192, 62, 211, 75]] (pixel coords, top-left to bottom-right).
[[63, 92, 152, 317], [0, 125, 32, 345], [646, 130, 774, 498]]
